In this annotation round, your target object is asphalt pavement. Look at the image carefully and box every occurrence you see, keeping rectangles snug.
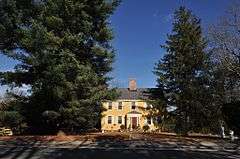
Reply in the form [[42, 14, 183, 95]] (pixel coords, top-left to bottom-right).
[[0, 137, 239, 159]]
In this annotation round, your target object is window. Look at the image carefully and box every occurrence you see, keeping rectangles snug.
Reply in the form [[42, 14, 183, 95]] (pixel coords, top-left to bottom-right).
[[131, 101, 136, 110], [118, 116, 122, 124], [118, 102, 123, 110], [147, 117, 152, 125], [108, 116, 112, 124], [146, 103, 151, 110], [108, 102, 112, 109]]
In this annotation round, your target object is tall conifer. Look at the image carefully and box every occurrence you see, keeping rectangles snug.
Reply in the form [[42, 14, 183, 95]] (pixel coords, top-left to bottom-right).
[[0, 0, 120, 133], [154, 7, 213, 134]]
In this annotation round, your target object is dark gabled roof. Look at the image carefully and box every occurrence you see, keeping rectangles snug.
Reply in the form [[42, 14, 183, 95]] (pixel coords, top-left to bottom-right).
[[116, 88, 153, 100]]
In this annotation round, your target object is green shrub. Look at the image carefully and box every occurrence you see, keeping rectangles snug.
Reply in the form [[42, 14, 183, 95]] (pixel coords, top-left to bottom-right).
[[143, 125, 150, 132], [120, 124, 125, 130]]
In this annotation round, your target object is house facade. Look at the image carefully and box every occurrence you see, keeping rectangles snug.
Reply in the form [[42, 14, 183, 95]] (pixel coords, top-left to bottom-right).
[[101, 79, 157, 131]]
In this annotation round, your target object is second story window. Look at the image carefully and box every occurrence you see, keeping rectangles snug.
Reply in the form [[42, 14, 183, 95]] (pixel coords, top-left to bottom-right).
[[131, 101, 136, 110], [108, 102, 112, 110], [146, 103, 152, 110], [118, 102, 122, 110], [108, 116, 112, 124]]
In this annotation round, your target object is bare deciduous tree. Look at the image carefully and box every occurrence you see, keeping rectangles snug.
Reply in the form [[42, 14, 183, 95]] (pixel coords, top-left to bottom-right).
[[208, 1, 240, 78]]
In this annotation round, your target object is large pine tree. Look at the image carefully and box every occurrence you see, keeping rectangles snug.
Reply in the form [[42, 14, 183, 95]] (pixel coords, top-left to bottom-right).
[[154, 7, 214, 134], [0, 0, 119, 133]]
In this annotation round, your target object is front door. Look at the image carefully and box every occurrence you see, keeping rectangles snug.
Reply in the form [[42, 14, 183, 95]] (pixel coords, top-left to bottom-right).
[[131, 117, 137, 129]]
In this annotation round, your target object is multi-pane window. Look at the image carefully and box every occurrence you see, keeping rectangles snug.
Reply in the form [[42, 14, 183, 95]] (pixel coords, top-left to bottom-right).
[[118, 102, 122, 110], [118, 116, 122, 124], [108, 116, 112, 124], [147, 117, 152, 125], [131, 101, 136, 110], [108, 102, 112, 109]]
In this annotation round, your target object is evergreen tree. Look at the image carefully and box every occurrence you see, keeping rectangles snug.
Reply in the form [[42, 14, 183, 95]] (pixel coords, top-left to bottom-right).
[[154, 7, 214, 134], [0, 0, 120, 133]]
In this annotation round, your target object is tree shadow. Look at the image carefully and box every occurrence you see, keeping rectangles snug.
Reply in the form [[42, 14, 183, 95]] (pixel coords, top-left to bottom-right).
[[46, 135, 240, 159], [0, 136, 51, 159], [1, 135, 239, 159], [46, 148, 239, 159]]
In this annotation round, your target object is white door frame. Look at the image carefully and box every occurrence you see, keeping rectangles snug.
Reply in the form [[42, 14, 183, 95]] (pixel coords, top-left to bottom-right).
[[126, 113, 141, 131]]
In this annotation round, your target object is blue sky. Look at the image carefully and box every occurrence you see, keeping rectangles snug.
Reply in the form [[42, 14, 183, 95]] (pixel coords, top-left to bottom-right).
[[0, 0, 234, 95], [110, 0, 232, 88]]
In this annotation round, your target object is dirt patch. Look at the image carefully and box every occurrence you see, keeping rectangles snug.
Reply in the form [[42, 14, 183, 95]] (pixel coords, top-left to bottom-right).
[[0, 132, 131, 142], [0, 132, 224, 144], [92, 133, 130, 142]]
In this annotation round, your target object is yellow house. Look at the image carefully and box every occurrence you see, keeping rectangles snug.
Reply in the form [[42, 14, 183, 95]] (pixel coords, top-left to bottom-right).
[[101, 79, 157, 131]]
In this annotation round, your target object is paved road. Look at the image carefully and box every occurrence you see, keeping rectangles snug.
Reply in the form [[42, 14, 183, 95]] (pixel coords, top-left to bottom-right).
[[0, 139, 239, 159], [0, 146, 239, 159]]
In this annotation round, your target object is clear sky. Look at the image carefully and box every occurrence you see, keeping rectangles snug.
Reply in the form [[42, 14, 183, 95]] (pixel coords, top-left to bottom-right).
[[110, 0, 232, 88], [0, 0, 235, 95]]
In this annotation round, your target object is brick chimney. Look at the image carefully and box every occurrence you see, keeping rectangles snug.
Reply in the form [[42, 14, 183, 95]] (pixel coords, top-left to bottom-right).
[[129, 79, 137, 91]]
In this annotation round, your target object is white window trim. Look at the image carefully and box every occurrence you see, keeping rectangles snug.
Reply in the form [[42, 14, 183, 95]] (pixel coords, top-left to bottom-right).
[[107, 116, 113, 124], [131, 101, 137, 110], [108, 102, 113, 110], [118, 102, 123, 110], [118, 116, 123, 124]]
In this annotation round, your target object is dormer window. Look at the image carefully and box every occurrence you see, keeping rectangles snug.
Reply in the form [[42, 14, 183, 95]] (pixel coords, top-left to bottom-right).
[[108, 102, 112, 109], [131, 101, 136, 110]]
